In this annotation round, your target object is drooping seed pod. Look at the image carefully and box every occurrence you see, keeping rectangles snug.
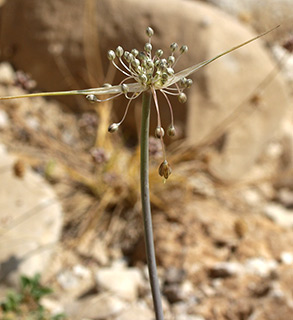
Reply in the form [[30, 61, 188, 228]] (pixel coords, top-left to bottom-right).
[[178, 92, 187, 103], [158, 160, 172, 180], [108, 123, 119, 133], [155, 126, 165, 139], [86, 94, 98, 103], [186, 79, 193, 88], [167, 125, 176, 137]]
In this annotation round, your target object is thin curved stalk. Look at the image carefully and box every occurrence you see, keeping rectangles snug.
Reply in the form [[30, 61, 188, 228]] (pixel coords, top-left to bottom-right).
[[140, 91, 164, 320]]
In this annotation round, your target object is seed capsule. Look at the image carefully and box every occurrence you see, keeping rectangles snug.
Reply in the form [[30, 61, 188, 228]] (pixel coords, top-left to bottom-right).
[[158, 160, 172, 180], [144, 42, 152, 52], [124, 51, 130, 60], [107, 50, 116, 61], [115, 46, 124, 58], [131, 48, 139, 57], [121, 83, 129, 94], [168, 55, 175, 65], [139, 74, 148, 84], [155, 126, 165, 138], [180, 45, 188, 54], [108, 123, 119, 133], [131, 58, 140, 68], [186, 79, 193, 88], [166, 67, 174, 76], [179, 78, 187, 87], [146, 27, 154, 37], [156, 49, 163, 58], [178, 92, 187, 103], [170, 42, 178, 52], [167, 125, 176, 137], [86, 94, 98, 103]]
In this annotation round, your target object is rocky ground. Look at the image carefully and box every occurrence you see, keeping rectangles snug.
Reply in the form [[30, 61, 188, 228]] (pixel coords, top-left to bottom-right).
[[1, 1, 293, 320], [0, 55, 293, 319]]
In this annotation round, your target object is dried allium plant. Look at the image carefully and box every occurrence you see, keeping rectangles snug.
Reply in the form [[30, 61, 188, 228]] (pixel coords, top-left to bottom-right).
[[0, 25, 278, 320]]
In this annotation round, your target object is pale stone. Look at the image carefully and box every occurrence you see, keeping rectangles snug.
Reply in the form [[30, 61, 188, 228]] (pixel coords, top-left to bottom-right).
[[95, 267, 144, 302], [0, 144, 63, 284], [0, 62, 15, 85], [116, 303, 153, 320], [65, 294, 127, 320], [0, 109, 9, 129], [245, 257, 278, 277], [263, 203, 293, 228]]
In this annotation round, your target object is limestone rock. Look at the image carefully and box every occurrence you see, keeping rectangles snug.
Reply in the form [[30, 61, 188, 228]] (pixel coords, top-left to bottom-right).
[[95, 266, 144, 302], [65, 294, 127, 320], [203, 0, 293, 40], [0, 0, 290, 181], [263, 202, 293, 228], [0, 144, 63, 284], [0, 62, 15, 85], [115, 303, 153, 320]]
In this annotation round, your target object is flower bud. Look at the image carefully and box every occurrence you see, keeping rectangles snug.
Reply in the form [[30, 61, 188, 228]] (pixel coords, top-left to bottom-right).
[[146, 27, 154, 37], [170, 42, 178, 52], [107, 50, 116, 61], [166, 67, 174, 76], [144, 42, 152, 52], [86, 94, 98, 103], [108, 123, 119, 133], [155, 49, 163, 58], [168, 55, 175, 65], [115, 46, 124, 58], [180, 45, 188, 54], [131, 48, 139, 57], [155, 126, 165, 138], [167, 125, 176, 137], [186, 79, 193, 88], [139, 74, 148, 84], [158, 160, 172, 180], [178, 92, 187, 103]]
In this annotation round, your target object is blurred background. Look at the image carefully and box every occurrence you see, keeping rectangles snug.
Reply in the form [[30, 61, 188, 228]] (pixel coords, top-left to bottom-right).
[[0, 0, 293, 319]]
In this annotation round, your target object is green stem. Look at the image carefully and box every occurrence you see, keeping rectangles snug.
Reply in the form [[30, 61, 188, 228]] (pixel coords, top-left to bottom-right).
[[140, 91, 164, 320]]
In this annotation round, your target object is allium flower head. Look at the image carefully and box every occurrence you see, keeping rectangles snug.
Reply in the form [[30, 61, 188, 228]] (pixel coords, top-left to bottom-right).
[[0, 26, 278, 178]]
